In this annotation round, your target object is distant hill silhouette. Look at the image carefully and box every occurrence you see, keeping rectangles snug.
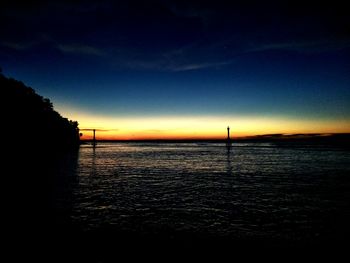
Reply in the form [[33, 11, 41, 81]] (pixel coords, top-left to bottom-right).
[[1, 70, 80, 150], [237, 133, 350, 147]]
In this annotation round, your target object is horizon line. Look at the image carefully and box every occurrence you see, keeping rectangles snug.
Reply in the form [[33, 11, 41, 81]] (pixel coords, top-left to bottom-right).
[[80, 132, 350, 142]]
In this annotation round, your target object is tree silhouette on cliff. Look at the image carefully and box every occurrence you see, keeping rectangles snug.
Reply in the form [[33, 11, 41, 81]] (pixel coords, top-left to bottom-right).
[[1, 70, 80, 150], [1, 68, 81, 241]]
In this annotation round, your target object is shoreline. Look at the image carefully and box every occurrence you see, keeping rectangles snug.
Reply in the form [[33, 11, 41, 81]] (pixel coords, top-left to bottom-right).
[[80, 133, 350, 146]]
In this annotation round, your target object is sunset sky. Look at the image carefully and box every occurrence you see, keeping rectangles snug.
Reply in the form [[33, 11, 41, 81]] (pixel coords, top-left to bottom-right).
[[1, 0, 349, 139]]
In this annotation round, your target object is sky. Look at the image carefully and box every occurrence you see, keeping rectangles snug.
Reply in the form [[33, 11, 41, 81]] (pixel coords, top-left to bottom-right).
[[1, 0, 350, 139]]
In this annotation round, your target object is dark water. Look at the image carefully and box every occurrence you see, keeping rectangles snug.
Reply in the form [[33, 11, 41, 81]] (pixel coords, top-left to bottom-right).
[[53, 142, 350, 250]]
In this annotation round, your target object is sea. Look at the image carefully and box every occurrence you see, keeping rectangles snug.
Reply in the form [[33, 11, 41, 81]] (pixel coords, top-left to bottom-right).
[[52, 141, 350, 252]]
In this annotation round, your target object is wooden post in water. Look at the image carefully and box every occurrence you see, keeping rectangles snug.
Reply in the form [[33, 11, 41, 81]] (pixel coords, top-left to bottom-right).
[[93, 129, 96, 146], [226, 126, 232, 149]]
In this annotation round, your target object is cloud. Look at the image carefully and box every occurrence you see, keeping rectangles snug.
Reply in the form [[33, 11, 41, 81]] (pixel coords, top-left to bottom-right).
[[171, 61, 232, 72], [56, 44, 106, 56], [80, 128, 119, 132], [1, 39, 107, 58], [111, 41, 235, 72], [119, 56, 232, 72], [248, 39, 350, 53], [0, 41, 37, 51]]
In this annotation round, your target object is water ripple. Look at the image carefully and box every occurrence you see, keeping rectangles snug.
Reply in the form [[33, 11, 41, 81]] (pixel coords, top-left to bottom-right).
[[56, 142, 350, 242]]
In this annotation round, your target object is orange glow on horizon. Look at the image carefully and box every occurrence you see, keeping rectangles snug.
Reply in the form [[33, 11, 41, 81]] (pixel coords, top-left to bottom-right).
[[55, 105, 350, 140], [71, 116, 350, 141]]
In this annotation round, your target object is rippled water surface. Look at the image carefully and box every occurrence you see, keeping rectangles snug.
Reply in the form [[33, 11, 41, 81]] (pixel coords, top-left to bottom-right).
[[56, 142, 350, 243]]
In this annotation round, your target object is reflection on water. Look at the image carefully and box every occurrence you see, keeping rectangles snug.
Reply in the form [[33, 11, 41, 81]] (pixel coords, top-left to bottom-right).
[[54, 142, 350, 244]]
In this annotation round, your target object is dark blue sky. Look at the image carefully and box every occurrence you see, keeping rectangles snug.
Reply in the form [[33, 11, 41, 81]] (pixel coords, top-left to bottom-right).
[[1, 0, 349, 136]]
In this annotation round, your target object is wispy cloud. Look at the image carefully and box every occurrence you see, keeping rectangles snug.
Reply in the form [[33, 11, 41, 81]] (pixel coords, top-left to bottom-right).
[[116, 43, 234, 72], [0, 41, 37, 50], [56, 44, 105, 56], [1, 39, 107, 58], [248, 39, 350, 53], [171, 61, 232, 72], [120, 58, 232, 72]]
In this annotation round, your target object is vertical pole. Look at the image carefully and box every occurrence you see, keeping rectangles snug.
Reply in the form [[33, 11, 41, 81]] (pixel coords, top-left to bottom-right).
[[93, 129, 96, 146], [226, 126, 232, 150]]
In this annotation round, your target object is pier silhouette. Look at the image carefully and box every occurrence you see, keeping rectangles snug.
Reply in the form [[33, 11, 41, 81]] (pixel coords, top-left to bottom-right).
[[80, 128, 119, 146], [80, 128, 116, 146], [80, 129, 98, 146]]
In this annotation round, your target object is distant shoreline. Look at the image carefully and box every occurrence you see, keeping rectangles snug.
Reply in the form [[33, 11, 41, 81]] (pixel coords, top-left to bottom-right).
[[80, 133, 350, 145]]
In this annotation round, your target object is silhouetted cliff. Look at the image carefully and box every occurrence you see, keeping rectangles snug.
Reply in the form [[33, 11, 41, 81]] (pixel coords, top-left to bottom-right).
[[1, 69, 81, 244], [1, 70, 80, 150]]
